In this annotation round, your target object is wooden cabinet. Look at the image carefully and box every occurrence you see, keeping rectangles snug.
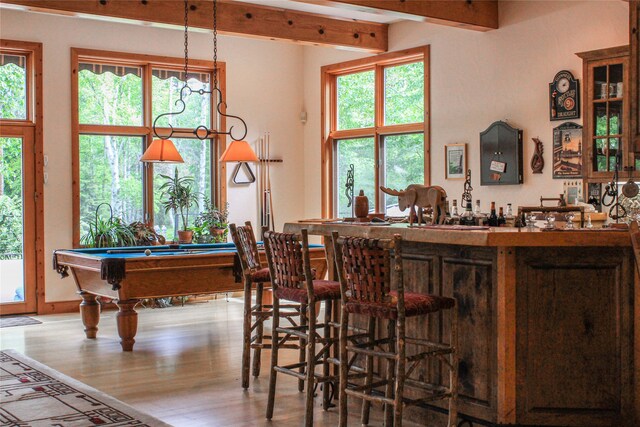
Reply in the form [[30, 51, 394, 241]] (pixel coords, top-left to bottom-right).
[[577, 46, 630, 181]]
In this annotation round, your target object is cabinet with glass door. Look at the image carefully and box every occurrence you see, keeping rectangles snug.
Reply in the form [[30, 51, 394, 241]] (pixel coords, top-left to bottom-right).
[[577, 46, 630, 181]]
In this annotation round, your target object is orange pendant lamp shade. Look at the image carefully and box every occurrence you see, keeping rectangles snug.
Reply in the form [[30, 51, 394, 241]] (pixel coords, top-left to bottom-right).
[[219, 140, 259, 163], [140, 139, 184, 163]]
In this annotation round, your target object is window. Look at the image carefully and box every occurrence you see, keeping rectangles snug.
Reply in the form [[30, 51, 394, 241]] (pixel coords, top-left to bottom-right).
[[72, 49, 224, 245], [0, 54, 27, 120], [321, 46, 429, 217]]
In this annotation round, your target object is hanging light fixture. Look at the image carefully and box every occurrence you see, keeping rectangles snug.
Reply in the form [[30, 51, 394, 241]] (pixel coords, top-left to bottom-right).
[[141, 0, 251, 163]]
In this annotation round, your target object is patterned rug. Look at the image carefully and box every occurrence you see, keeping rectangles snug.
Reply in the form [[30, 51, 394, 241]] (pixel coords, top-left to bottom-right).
[[0, 316, 42, 328], [0, 350, 171, 426]]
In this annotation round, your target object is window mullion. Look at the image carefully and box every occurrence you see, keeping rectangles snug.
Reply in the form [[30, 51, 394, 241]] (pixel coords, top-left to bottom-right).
[[144, 62, 154, 225], [374, 64, 384, 212]]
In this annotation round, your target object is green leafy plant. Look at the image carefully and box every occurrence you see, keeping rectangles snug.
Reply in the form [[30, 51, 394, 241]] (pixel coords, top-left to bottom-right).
[[0, 195, 23, 259], [128, 221, 166, 246], [81, 203, 136, 248], [194, 200, 229, 243], [159, 168, 199, 231]]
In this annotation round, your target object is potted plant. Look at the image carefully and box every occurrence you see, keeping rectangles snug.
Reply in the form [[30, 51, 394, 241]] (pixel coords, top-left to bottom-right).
[[80, 203, 136, 248], [194, 200, 229, 243], [159, 168, 199, 244], [128, 221, 166, 246]]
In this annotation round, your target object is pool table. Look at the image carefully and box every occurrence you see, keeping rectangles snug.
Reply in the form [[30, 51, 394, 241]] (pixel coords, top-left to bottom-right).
[[53, 243, 328, 351]]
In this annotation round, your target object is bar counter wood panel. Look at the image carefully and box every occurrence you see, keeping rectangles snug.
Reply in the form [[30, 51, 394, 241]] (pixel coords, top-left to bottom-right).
[[285, 222, 637, 426], [516, 247, 633, 426]]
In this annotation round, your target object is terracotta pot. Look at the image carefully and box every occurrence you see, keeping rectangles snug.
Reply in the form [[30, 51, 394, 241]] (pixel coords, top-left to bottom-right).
[[209, 227, 226, 237], [177, 230, 194, 244]]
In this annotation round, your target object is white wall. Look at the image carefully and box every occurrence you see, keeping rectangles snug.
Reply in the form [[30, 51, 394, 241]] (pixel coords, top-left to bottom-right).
[[302, 0, 629, 219], [0, 8, 305, 302]]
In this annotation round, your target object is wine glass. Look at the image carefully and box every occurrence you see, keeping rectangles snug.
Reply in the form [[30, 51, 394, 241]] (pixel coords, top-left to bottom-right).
[[564, 213, 575, 229], [544, 214, 556, 230]]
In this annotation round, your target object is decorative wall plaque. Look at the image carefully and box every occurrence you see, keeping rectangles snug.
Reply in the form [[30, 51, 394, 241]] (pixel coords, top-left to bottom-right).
[[479, 121, 523, 185], [530, 138, 544, 173], [549, 70, 580, 121], [552, 122, 583, 178]]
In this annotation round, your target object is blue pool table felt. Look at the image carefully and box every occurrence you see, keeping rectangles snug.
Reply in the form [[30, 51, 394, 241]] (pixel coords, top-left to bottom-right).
[[66, 243, 322, 259]]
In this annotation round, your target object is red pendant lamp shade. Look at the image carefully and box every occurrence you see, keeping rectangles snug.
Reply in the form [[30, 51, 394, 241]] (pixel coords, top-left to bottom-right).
[[140, 139, 184, 163]]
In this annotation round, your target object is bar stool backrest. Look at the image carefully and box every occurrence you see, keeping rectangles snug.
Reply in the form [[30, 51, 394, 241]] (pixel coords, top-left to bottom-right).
[[230, 222, 262, 273], [263, 229, 314, 298], [336, 236, 396, 304]]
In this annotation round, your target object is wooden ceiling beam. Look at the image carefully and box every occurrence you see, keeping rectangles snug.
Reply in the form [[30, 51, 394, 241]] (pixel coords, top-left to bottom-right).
[[294, 0, 499, 31], [2, 0, 388, 52]]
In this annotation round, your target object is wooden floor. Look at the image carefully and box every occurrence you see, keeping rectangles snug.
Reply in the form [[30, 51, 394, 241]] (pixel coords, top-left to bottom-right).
[[0, 298, 423, 427]]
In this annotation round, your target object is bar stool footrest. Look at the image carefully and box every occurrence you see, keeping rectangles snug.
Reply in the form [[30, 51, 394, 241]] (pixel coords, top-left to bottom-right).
[[347, 345, 396, 360], [345, 388, 394, 406]]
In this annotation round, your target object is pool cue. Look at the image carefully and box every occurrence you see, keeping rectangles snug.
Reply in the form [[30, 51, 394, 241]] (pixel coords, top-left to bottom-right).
[[267, 132, 275, 231], [257, 135, 262, 233], [261, 133, 271, 233], [259, 135, 266, 234], [264, 133, 270, 231]]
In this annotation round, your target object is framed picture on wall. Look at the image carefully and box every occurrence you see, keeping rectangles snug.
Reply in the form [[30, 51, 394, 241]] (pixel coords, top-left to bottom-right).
[[445, 143, 467, 179], [553, 122, 583, 178]]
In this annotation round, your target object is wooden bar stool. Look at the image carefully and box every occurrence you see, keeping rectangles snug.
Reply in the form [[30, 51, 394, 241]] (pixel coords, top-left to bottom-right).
[[263, 228, 342, 427], [230, 222, 303, 389], [332, 232, 458, 427]]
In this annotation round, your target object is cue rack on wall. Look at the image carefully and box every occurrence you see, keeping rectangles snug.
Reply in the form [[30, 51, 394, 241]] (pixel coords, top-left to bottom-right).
[[256, 133, 283, 238]]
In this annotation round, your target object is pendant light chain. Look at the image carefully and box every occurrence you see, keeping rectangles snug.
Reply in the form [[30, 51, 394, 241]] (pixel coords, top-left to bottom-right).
[[149, 0, 247, 144], [184, 0, 189, 82], [213, 0, 218, 90]]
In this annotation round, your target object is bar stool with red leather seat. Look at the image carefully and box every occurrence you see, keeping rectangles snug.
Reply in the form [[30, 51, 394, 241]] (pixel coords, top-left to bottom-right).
[[332, 232, 458, 427], [230, 222, 304, 389], [263, 228, 342, 427]]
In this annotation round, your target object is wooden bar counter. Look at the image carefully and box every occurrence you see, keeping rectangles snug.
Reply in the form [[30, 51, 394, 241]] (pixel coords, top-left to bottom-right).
[[284, 221, 639, 427]]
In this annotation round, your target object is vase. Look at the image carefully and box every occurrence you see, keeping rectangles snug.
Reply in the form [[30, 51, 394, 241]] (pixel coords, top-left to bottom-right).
[[354, 190, 369, 220], [177, 230, 194, 244]]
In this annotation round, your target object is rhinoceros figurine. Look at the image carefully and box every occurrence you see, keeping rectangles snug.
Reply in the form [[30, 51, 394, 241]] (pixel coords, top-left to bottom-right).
[[380, 184, 447, 226]]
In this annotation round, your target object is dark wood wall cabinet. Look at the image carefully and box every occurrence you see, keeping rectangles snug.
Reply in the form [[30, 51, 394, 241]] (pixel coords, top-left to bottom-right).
[[286, 222, 639, 427], [577, 46, 630, 181]]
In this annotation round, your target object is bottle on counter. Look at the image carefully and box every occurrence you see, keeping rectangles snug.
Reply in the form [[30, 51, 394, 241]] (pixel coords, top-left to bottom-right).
[[451, 199, 460, 224], [474, 200, 481, 216], [498, 207, 506, 226], [488, 201, 498, 227], [460, 201, 475, 226], [505, 203, 516, 227], [473, 200, 486, 225], [506, 203, 513, 218]]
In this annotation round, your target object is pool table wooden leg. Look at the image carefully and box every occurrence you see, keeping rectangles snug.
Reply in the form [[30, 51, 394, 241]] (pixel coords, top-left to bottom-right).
[[79, 291, 100, 339], [116, 299, 139, 351]]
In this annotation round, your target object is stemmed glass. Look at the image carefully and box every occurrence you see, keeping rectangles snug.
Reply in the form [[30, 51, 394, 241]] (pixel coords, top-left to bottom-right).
[[564, 213, 575, 229], [544, 214, 556, 230]]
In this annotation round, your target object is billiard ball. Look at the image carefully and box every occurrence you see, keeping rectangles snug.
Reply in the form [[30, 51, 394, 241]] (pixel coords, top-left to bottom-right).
[[144, 249, 152, 256]]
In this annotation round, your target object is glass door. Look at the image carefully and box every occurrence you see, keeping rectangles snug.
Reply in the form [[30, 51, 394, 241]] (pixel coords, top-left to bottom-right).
[[0, 126, 36, 314]]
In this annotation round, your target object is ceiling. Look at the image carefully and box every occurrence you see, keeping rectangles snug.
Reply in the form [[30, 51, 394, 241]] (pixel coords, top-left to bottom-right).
[[0, 0, 499, 52], [232, 0, 400, 24]]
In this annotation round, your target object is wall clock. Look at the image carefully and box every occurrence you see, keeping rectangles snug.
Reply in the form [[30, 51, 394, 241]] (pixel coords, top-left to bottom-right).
[[549, 70, 580, 120]]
